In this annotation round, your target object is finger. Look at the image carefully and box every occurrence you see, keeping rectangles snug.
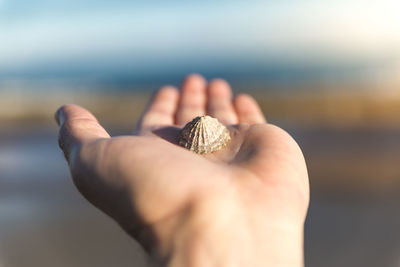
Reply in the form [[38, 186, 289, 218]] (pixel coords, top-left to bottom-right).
[[55, 104, 110, 161], [233, 94, 266, 124], [206, 79, 238, 125], [175, 74, 207, 125], [136, 86, 179, 132]]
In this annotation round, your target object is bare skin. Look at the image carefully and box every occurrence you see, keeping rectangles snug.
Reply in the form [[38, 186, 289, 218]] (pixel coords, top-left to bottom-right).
[[55, 74, 309, 267]]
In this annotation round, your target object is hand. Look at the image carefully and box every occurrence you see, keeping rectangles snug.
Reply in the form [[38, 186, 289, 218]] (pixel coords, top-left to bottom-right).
[[56, 74, 309, 267]]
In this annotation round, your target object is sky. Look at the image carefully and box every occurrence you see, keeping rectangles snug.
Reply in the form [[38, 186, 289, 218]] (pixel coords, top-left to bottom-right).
[[0, 0, 399, 88]]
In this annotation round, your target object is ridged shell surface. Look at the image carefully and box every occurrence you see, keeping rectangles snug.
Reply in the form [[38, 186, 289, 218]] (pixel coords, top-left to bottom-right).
[[179, 115, 231, 154]]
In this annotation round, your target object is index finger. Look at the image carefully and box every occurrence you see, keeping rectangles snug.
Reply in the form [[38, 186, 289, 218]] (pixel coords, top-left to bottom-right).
[[233, 94, 266, 124]]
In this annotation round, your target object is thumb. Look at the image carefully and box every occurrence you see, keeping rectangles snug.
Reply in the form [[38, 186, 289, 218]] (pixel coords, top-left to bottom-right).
[[55, 104, 110, 162]]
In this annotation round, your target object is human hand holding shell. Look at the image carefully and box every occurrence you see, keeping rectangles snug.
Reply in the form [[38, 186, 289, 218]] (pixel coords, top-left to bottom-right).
[[56, 74, 309, 267]]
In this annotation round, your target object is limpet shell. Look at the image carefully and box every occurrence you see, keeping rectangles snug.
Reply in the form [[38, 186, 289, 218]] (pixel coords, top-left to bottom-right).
[[178, 115, 231, 154]]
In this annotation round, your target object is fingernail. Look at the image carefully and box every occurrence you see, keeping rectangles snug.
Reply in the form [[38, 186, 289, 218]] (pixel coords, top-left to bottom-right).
[[54, 107, 64, 126]]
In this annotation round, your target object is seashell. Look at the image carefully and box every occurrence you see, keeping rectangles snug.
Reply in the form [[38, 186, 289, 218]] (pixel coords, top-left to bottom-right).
[[178, 115, 231, 154]]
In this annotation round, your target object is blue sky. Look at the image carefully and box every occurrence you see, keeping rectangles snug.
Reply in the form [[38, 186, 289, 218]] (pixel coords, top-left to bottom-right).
[[0, 0, 399, 85]]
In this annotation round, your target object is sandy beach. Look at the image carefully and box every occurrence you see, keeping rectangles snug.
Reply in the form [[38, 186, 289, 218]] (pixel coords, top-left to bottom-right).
[[2, 85, 400, 266], [1, 121, 400, 267]]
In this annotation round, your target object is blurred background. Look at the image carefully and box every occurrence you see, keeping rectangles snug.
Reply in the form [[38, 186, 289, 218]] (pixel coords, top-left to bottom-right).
[[1, 0, 400, 266]]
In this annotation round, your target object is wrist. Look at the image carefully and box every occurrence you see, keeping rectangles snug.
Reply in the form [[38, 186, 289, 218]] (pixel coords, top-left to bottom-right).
[[151, 199, 304, 267], [170, 225, 303, 267]]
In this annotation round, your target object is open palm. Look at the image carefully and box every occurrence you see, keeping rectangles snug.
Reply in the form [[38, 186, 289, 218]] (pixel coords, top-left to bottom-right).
[[56, 74, 309, 267]]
